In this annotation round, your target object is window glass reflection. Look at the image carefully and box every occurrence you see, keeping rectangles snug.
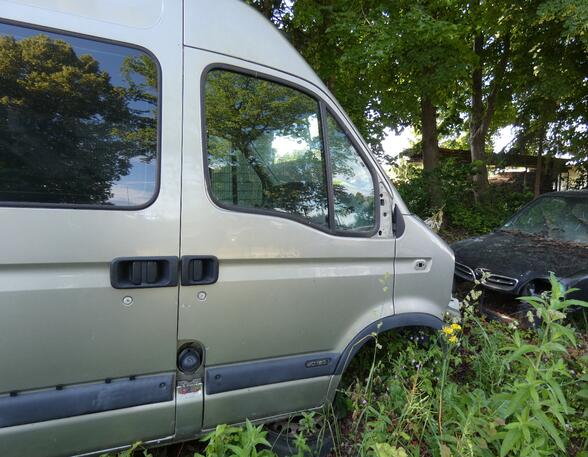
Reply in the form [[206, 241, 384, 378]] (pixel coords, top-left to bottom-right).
[[0, 22, 158, 206], [205, 70, 328, 226], [327, 113, 376, 231]]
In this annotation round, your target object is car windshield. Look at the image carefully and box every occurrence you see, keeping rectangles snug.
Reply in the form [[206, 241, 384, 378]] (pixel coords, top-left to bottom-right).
[[502, 195, 588, 244]]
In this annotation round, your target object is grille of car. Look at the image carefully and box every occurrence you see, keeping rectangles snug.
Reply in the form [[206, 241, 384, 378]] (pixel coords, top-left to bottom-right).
[[484, 274, 518, 289], [455, 262, 475, 281], [455, 262, 518, 290]]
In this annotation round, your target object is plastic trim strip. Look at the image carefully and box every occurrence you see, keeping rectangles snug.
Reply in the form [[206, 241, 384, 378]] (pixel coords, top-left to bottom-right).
[[0, 373, 174, 428]]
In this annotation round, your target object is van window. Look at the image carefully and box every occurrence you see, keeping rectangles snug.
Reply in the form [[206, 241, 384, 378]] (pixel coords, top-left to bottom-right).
[[204, 69, 329, 227], [0, 22, 159, 207], [326, 113, 376, 231]]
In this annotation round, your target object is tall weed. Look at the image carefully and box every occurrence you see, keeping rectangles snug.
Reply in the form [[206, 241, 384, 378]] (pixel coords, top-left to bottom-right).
[[337, 274, 588, 457]]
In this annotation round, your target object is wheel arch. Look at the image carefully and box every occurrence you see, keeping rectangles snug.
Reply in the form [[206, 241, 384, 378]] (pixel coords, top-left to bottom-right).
[[324, 313, 443, 404], [333, 312, 443, 376]]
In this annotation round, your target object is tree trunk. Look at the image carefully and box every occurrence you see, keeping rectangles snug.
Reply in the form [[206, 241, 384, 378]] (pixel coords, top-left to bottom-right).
[[421, 95, 442, 208], [534, 148, 543, 198], [421, 96, 440, 172], [231, 151, 239, 205], [469, 34, 511, 199], [534, 127, 546, 198], [469, 34, 489, 196]]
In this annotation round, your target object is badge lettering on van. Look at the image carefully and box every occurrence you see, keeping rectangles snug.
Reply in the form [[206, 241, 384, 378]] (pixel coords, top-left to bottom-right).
[[305, 358, 331, 368]]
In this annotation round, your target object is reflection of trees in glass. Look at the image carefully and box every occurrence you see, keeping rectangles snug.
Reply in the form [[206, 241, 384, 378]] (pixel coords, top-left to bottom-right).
[[0, 28, 158, 205], [205, 70, 328, 225], [327, 113, 375, 231], [505, 197, 588, 243], [120, 54, 158, 160]]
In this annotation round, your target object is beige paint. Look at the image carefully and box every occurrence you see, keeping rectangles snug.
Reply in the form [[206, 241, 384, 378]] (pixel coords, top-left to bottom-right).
[[0, 1, 455, 455]]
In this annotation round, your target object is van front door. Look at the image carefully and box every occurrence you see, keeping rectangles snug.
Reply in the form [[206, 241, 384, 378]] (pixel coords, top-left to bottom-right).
[[179, 47, 395, 429], [0, 12, 183, 456]]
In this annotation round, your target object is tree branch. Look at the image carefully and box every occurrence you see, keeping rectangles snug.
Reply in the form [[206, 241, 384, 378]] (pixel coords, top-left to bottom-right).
[[481, 35, 511, 139]]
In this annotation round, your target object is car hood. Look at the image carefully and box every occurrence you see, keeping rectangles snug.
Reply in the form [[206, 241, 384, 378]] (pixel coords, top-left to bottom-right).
[[452, 230, 588, 282]]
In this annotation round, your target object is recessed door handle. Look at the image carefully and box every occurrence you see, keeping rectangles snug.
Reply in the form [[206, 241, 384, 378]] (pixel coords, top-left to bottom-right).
[[110, 256, 178, 289], [181, 256, 219, 286]]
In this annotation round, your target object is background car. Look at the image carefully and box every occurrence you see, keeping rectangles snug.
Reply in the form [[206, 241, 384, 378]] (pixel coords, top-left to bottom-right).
[[452, 190, 588, 321]]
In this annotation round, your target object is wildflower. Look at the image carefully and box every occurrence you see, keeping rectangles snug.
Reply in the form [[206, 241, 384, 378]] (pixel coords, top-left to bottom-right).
[[526, 310, 534, 323], [448, 335, 458, 344], [442, 326, 454, 336], [450, 323, 462, 331]]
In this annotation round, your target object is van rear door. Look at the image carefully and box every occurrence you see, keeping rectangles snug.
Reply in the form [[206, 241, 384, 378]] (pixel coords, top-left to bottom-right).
[[0, 3, 183, 455]]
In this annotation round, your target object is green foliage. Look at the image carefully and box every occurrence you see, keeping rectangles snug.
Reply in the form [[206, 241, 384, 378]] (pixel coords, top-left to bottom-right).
[[336, 275, 588, 456], [249, 0, 588, 174], [538, 0, 588, 49], [393, 159, 533, 234], [290, 433, 311, 457], [283, 0, 474, 151], [370, 443, 408, 457], [195, 421, 275, 457], [492, 274, 587, 456], [100, 441, 153, 457]]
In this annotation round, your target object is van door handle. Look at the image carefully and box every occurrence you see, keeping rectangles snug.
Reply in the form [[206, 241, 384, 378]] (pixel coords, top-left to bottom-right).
[[181, 256, 219, 286], [110, 256, 178, 289], [392, 204, 405, 237]]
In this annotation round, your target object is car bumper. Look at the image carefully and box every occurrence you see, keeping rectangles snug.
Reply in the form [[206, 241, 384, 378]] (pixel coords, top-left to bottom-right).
[[446, 297, 461, 320]]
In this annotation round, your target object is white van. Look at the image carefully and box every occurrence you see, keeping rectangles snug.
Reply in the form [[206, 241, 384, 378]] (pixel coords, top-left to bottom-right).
[[0, 1, 456, 455]]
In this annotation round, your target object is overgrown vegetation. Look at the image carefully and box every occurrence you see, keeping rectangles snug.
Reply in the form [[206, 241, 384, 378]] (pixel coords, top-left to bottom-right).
[[392, 159, 534, 235], [111, 275, 587, 457], [334, 274, 588, 457], [247, 0, 588, 197]]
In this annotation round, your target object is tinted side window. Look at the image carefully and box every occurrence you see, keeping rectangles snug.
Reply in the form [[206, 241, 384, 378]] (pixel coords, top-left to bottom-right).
[[327, 113, 376, 232], [0, 23, 159, 207], [204, 70, 328, 226]]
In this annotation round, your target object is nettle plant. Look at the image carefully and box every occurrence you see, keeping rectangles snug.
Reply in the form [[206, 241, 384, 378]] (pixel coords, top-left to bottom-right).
[[494, 273, 588, 456], [195, 421, 275, 457], [337, 273, 587, 457]]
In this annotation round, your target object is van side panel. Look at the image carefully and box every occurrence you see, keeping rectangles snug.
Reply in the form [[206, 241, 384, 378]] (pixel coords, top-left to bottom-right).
[[0, 0, 184, 455], [202, 376, 331, 429], [394, 215, 455, 318], [0, 403, 173, 457], [183, 0, 321, 94], [10, 0, 164, 28]]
